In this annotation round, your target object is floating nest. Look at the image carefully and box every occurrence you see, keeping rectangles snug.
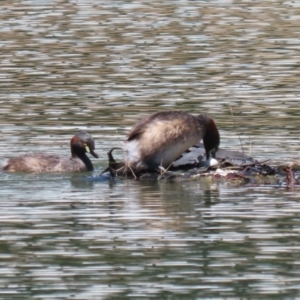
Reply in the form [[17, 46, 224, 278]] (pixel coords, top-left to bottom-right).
[[99, 144, 297, 188]]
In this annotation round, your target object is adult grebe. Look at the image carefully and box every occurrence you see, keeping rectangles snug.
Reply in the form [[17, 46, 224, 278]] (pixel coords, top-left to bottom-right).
[[2, 131, 98, 173], [124, 111, 220, 173]]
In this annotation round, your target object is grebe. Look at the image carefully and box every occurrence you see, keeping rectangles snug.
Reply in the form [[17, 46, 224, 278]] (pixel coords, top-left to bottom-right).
[[2, 131, 98, 173], [124, 111, 220, 173]]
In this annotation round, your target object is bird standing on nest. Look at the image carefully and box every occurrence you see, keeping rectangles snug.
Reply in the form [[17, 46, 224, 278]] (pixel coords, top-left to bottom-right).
[[123, 111, 220, 175]]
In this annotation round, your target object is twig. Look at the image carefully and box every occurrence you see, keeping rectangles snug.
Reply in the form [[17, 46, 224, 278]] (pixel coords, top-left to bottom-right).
[[283, 166, 295, 189], [127, 163, 137, 179], [230, 106, 245, 154], [158, 160, 174, 176]]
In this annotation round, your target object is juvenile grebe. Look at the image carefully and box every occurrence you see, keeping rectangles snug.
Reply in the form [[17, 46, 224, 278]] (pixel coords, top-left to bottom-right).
[[2, 131, 98, 173], [124, 111, 220, 173]]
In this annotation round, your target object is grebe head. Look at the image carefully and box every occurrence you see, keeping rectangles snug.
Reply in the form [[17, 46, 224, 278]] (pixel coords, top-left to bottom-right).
[[71, 131, 99, 159], [197, 114, 220, 160]]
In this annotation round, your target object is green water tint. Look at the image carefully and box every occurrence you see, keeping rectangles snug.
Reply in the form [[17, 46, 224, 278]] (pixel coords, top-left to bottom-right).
[[1, 0, 300, 298]]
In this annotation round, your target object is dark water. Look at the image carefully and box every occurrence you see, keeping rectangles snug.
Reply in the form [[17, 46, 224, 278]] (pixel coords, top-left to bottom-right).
[[1, 0, 300, 298]]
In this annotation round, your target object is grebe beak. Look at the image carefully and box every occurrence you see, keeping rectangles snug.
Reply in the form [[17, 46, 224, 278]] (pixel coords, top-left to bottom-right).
[[84, 144, 99, 158], [90, 149, 99, 158]]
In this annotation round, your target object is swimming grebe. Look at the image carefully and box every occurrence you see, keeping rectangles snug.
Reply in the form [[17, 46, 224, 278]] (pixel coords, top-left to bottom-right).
[[2, 131, 98, 173], [124, 111, 220, 173]]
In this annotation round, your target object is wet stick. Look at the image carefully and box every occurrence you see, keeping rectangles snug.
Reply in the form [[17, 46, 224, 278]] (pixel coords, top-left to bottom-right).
[[230, 106, 245, 155]]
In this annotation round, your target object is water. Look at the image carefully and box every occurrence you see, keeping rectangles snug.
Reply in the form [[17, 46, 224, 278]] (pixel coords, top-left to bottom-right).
[[1, 0, 300, 298]]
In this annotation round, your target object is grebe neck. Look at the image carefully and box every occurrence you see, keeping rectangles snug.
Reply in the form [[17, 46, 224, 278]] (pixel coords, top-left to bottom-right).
[[74, 152, 94, 171]]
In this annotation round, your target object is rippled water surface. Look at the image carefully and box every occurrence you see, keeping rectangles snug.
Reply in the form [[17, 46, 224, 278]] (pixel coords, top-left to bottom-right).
[[1, 0, 300, 298]]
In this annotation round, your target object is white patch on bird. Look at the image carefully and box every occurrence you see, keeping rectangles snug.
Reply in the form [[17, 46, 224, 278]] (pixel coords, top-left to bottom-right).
[[154, 143, 192, 167], [124, 140, 141, 164], [204, 157, 219, 167]]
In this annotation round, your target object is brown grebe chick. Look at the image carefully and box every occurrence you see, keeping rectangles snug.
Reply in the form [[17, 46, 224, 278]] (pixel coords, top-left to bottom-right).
[[124, 111, 220, 173], [2, 131, 98, 173]]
